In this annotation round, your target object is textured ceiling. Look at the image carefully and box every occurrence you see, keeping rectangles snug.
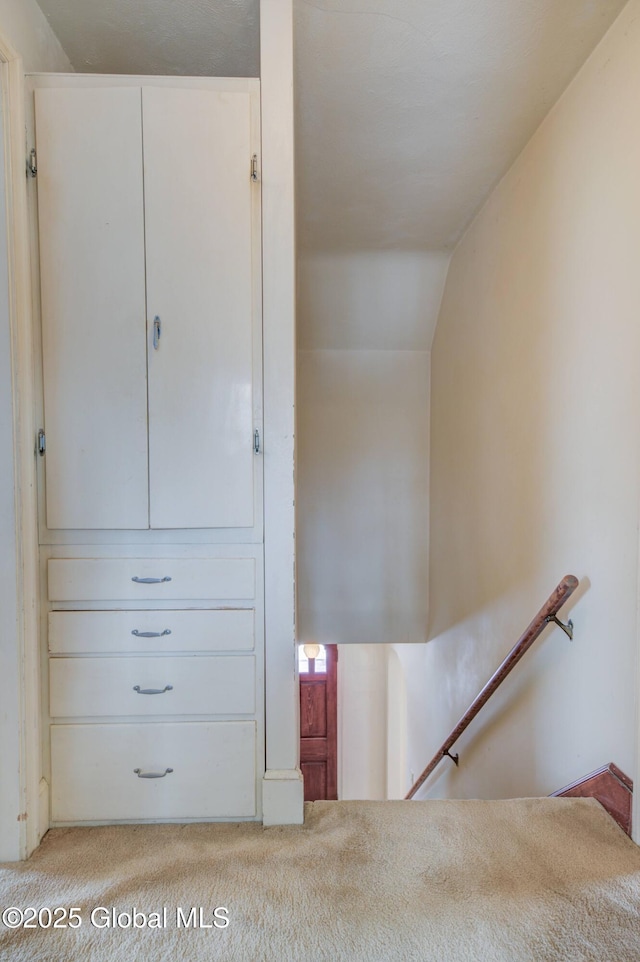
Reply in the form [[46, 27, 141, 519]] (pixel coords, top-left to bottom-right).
[[35, 0, 627, 251], [35, 0, 260, 77], [294, 0, 627, 251]]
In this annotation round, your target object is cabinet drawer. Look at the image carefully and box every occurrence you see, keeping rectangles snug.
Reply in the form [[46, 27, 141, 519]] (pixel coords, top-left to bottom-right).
[[49, 609, 255, 654], [50, 655, 255, 718], [48, 558, 256, 602], [51, 721, 256, 821]]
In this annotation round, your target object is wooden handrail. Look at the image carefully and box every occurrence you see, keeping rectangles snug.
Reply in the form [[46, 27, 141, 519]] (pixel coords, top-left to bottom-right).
[[405, 575, 579, 800]]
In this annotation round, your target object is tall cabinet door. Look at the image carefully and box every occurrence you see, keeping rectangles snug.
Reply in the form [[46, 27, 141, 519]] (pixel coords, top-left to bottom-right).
[[143, 88, 257, 529], [35, 88, 149, 529]]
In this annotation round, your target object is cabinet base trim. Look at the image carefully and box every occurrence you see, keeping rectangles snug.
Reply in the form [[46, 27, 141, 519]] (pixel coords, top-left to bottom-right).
[[262, 769, 304, 825], [50, 816, 263, 828]]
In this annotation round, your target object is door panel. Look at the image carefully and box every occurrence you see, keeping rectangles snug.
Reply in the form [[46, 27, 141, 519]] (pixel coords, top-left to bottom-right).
[[300, 681, 327, 737], [35, 87, 149, 529], [300, 762, 326, 802], [143, 87, 255, 529]]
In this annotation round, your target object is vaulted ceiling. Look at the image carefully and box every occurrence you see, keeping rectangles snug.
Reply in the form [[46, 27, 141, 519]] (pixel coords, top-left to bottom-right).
[[36, 0, 627, 252]]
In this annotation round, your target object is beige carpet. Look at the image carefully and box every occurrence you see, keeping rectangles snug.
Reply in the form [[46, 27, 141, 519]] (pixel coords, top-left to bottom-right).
[[0, 798, 639, 961]]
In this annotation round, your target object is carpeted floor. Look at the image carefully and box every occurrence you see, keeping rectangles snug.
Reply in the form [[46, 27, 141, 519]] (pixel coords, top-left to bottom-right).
[[0, 798, 639, 961]]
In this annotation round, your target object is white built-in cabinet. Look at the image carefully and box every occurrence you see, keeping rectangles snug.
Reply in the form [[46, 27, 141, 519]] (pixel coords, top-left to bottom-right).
[[35, 82, 261, 532], [28, 75, 265, 826]]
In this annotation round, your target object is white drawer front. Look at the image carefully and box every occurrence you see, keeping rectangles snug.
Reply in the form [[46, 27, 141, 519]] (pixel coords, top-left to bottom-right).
[[48, 558, 256, 602], [49, 609, 255, 654], [51, 721, 256, 821], [50, 655, 255, 718]]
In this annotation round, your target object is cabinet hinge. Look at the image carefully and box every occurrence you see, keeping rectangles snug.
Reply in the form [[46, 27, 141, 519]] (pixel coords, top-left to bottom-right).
[[251, 154, 259, 182], [37, 429, 46, 456], [27, 148, 37, 178]]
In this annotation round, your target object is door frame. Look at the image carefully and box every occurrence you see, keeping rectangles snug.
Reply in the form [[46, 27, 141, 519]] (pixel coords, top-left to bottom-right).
[[260, 0, 302, 824], [0, 33, 41, 860]]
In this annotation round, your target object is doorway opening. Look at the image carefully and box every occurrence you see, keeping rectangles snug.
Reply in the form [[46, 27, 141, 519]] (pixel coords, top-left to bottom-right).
[[299, 643, 337, 801]]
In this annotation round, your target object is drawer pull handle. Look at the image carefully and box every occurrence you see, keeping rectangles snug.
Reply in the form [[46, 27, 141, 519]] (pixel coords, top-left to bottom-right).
[[131, 576, 172, 584], [131, 629, 172, 638], [134, 767, 173, 779], [133, 684, 173, 695]]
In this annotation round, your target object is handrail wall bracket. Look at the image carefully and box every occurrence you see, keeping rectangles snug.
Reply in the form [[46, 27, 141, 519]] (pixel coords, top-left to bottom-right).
[[442, 749, 459, 767], [545, 615, 574, 640]]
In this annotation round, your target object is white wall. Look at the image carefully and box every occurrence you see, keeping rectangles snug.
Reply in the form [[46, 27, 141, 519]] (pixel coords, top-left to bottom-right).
[[297, 251, 449, 650], [0, 0, 70, 70], [388, 643, 435, 798], [426, 0, 640, 817], [297, 348, 430, 647], [337, 644, 388, 800], [297, 251, 449, 352]]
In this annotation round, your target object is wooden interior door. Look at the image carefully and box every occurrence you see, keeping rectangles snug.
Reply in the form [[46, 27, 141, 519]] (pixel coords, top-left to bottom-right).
[[143, 87, 257, 529], [299, 644, 337, 801], [35, 87, 149, 529]]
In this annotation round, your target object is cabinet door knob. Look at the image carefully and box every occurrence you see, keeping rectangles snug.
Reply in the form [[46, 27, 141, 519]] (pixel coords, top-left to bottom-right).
[[153, 315, 161, 350], [131, 576, 172, 584], [131, 629, 172, 638], [133, 768, 173, 779], [133, 684, 173, 695]]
